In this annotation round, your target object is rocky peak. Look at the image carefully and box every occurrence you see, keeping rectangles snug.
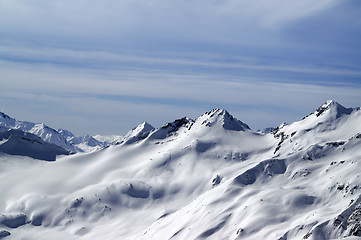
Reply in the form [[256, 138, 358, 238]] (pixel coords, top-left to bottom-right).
[[119, 122, 155, 144], [199, 108, 250, 131], [314, 100, 353, 119], [58, 129, 75, 139], [0, 112, 14, 121], [0, 112, 16, 129], [161, 117, 194, 131]]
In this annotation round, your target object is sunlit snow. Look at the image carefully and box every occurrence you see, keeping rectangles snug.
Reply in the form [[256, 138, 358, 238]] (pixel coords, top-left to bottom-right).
[[0, 101, 360, 239]]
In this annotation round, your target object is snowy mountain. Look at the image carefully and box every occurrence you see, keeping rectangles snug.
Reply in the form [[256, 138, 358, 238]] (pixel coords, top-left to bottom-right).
[[116, 121, 155, 145], [0, 112, 121, 153], [0, 100, 361, 240], [0, 112, 78, 153], [0, 129, 69, 161], [93, 134, 122, 145]]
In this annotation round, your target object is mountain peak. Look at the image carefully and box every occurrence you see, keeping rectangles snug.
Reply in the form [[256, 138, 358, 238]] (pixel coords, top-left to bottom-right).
[[139, 122, 155, 132], [315, 100, 353, 118], [119, 121, 155, 144], [0, 112, 14, 120], [148, 117, 194, 141], [161, 117, 193, 130], [0, 112, 16, 130], [205, 108, 230, 117], [58, 129, 75, 139], [210, 108, 228, 114], [199, 108, 250, 131]]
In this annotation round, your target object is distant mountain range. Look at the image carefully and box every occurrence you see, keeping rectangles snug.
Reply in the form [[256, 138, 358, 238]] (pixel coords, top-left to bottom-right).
[[0, 111, 122, 156], [0, 100, 360, 239]]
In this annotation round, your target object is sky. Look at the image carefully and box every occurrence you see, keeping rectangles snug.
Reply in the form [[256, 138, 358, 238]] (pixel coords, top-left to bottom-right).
[[1, 0, 361, 136]]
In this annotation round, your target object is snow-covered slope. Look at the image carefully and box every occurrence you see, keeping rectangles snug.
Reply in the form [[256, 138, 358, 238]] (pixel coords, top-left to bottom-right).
[[0, 129, 70, 161], [0, 101, 360, 240], [0, 113, 78, 152], [116, 121, 155, 145], [93, 134, 122, 145]]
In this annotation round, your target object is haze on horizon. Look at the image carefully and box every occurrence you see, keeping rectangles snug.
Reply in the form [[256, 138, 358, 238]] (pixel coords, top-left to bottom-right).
[[1, 0, 361, 135]]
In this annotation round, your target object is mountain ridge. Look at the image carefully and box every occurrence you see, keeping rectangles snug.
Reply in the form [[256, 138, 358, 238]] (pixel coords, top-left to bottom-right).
[[0, 129, 69, 161], [0, 100, 360, 239], [0, 100, 357, 159], [0, 112, 121, 154]]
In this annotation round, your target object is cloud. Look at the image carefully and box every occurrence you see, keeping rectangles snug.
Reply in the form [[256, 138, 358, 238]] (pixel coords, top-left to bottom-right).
[[0, 89, 206, 136], [1, 57, 361, 135], [1, 55, 360, 106], [2, 1, 357, 78], [0, 1, 360, 135], [2, 46, 361, 78], [0, 0, 340, 48], [245, 0, 338, 28]]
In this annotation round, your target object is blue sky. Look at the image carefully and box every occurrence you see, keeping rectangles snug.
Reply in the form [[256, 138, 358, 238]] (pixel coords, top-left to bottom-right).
[[1, 0, 361, 135]]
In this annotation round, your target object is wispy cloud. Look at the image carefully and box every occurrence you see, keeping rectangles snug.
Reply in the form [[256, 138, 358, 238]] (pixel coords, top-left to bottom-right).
[[0, 0, 341, 48], [1, 0, 338, 30], [0, 0, 360, 135], [1, 58, 360, 135], [1, 46, 361, 79]]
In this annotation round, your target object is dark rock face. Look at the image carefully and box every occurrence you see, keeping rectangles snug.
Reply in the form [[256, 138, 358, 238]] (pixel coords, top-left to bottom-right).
[[332, 196, 361, 237], [0, 230, 10, 239], [161, 117, 193, 132]]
